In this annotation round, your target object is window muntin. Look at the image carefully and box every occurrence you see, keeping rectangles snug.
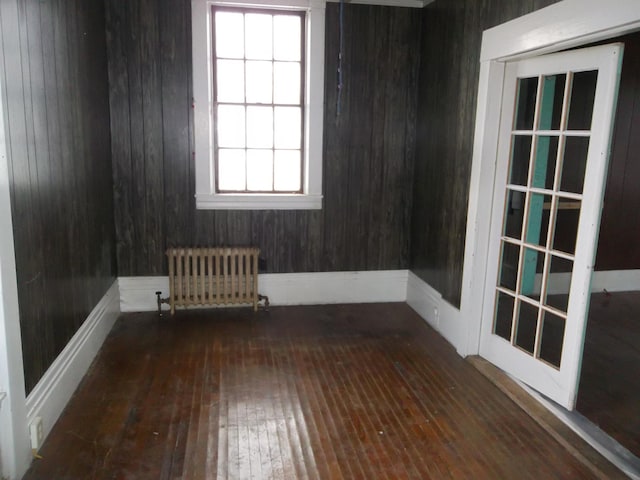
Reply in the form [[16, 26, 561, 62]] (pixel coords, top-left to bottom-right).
[[192, 0, 324, 210], [212, 8, 305, 194]]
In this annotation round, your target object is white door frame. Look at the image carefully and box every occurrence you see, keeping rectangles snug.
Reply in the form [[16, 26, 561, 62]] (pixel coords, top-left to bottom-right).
[[479, 44, 623, 409], [460, 0, 640, 357], [0, 76, 30, 477]]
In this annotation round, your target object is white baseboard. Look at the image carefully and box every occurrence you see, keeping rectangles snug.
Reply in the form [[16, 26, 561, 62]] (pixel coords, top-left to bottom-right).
[[534, 269, 640, 296], [406, 272, 465, 355], [26, 280, 120, 446], [119, 270, 409, 312], [591, 269, 640, 293], [260, 270, 408, 305], [118, 276, 168, 312]]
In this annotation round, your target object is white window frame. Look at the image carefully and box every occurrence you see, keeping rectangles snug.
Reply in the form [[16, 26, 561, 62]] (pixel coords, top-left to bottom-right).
[[192, 0, 325, 210]]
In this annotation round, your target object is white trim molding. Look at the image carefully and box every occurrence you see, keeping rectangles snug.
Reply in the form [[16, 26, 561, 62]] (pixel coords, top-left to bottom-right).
[[0, 56, 30, 478], [326, 0, 429, 8], [25, 281, 120, 451], [534, 269, 640, 296], [195, 193, 324, 210], [406, 272, 465, 354], [260, 270, 408, 305], [481, 0, 640, 62], [590, 269, 640, 293], [120, 270, 408, 312], [119, 276, 169, 312]]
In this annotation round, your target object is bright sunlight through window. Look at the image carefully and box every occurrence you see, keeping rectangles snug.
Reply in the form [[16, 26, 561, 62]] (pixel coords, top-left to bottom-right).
[[214, 9, 304, 193]]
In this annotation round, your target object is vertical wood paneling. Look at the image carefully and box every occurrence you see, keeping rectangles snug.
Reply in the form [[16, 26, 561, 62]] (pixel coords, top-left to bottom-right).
[[40, 0, 68, 357], [160, 0, 193, 251], [139, 0, 165, 274], [106, 0, 421, 276], [0, 0, 116, 393], [595, 32, 640, 270], [105, 0, 135, 274], [410, 0, 560, 307], [66, 0, 91, 332]]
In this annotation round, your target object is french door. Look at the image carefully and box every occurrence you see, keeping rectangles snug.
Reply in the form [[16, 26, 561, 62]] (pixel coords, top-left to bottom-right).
[[479, 44, 623, 409]]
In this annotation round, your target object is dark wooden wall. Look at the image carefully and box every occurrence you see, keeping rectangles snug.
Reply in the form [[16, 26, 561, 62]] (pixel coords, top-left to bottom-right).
[[595, 32, 640, 270], [106, 0, 420, 276], [0, 0, 116, 393], [410, 0, 560, 307]]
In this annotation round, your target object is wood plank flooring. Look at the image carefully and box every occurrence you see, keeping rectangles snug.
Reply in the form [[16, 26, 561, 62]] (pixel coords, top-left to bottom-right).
[[578, 290, 640, 458], [23, 303, 616, 479]]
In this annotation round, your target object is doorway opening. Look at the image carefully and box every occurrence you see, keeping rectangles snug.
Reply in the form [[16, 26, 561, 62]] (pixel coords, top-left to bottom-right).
[[575, 30, 640, 460], [462, 3, 640, 475]]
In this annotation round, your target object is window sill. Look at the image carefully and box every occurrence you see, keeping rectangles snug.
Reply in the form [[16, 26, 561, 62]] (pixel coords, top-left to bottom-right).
[[195, 193, 323, 210]]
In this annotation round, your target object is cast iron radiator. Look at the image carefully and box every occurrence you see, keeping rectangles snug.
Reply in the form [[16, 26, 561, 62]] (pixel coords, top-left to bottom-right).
[[162, 247, 267, 314]]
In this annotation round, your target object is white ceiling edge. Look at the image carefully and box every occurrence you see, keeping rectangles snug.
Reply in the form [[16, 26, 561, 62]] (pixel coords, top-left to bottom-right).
[[326, 0, 433, 9]]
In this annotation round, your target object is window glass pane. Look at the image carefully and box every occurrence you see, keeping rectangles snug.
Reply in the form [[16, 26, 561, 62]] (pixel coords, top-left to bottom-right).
[[245, 13, 272, 60], [246, 150, 273, 191], [509, 135, 531, 186], [525, 193, 551, 248], [274, 150, 301, 191], [567, 70, 597, 130], [538, 74, 565, 131], [545, 255, 573, 312], [539, 311, 565, 368], [494, 291, 515, 342], [514, 77, 538, 130], [218, 149, 246, 191], [498, 241, 520, 292], [551, 198, 580, 255], [215, 11, 244, 59], [246, 106, 273, 148], [273, 15, 300, 61], [559, 136, 589, 194], [515, 301, 538, 355], [216, 60, 244, 103], [274, 62, 301, 105], [217, 105, 245, 148], [246, 61, 272, 104], [212, 9, 307, 196], [520, 248, 545, 302], [504, 189, 525, 240], [531, 136, 558, 190], [274, 107, 301, 149]]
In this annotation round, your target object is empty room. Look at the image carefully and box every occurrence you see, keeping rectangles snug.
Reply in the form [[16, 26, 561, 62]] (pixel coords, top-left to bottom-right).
[[0, 0, 639, 478]]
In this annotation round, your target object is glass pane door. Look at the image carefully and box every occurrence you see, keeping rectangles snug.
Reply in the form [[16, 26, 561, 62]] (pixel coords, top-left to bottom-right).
[[479, 44, 623, 409], [494, 71, 596, 369]]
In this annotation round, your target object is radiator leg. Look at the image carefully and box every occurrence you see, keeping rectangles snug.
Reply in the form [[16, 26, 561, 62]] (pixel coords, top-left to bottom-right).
[[156, 291, 173, 316], [156, 291, 163, 317], [258, 294, 270, 312]]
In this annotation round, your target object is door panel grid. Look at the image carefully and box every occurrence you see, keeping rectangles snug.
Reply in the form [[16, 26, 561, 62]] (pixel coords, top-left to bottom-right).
[[479, 41, 623, 410], [492, 68, 597, 370]]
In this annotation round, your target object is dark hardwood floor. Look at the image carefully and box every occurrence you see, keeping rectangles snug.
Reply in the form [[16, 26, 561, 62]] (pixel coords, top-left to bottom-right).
[[578, 290, 640, 458], [24, 303, 613, 479]]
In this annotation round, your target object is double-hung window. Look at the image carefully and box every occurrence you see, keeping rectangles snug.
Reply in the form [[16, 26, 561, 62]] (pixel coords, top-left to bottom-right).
[[192, 0, 325, 210]]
